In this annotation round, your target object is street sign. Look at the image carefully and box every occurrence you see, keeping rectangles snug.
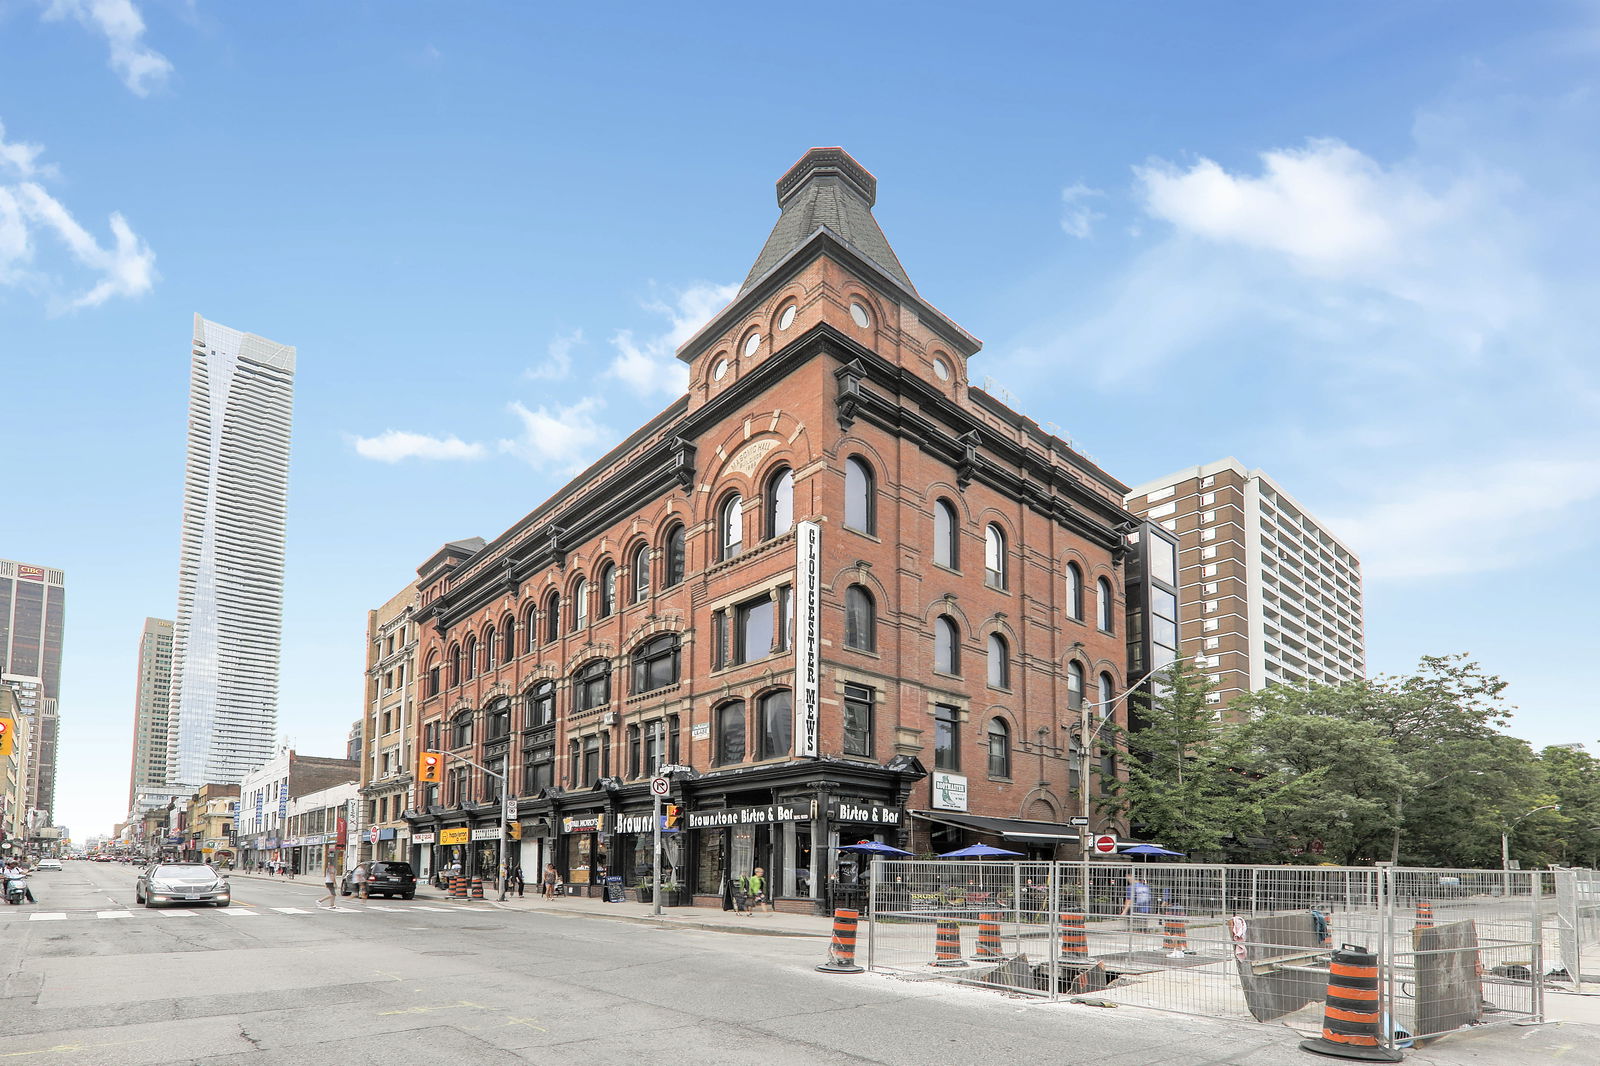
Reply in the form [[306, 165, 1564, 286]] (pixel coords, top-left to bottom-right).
[[1093, 834, 1117, 854], [1068, 816, 1089, 827], [650, 776, 670, 796]]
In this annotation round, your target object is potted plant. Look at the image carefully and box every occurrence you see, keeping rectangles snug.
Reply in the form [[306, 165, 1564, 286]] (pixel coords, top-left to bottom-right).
[[659, 880, 685, 906], [635, 877, 655, 904]]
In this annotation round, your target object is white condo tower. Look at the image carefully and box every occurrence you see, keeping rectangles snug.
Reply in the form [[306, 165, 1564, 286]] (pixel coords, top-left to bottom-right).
[[167, 314, 296, 790]]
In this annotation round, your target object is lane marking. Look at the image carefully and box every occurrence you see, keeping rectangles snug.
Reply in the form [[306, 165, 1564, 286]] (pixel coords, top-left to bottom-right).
[[96, 911, 132, 919]]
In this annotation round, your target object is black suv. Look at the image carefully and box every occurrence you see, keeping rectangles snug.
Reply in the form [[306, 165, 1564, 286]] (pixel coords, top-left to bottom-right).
[[341, 860, 417, 899]]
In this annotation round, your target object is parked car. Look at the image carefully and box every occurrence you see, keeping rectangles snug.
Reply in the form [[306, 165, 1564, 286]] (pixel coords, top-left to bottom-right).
[[341, 860, 416, 899], [136, 863, 231, 907], [35, 859, 62, 871]]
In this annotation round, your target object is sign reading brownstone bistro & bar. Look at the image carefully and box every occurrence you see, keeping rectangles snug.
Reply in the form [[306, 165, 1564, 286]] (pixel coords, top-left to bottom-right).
[[827, 800, 903, 827], [686, 802, 812, 830]]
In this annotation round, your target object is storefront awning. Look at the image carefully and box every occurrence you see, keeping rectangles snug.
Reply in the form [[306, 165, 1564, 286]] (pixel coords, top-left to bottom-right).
[[911, 810, 1082, 843]]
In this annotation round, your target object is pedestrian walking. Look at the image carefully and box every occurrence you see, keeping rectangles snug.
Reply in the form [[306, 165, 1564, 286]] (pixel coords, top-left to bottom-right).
[[317, 858, 339, 909], [541, 863, 559, 900], [508, 864, 525, 898], [1119, 872, 1154, 932], [745, 867, 773, 914], [351, 862, 369, 900]]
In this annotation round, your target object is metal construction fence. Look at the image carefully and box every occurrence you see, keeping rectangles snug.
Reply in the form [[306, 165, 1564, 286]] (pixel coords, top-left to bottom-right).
[[867, 860, 1556, 1052]]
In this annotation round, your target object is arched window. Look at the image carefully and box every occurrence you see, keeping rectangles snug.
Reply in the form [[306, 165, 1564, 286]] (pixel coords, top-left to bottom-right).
[[984, 524, 1006, 589], [464, 636, 478, 680], [522, 607, 538, 653], [1098, 673, 1116, 719], [485, 697, 511, 741], [844, 585, 876, 652], [544, 592, 560, 643], [1097, 577, 1114, 632], [988, 719, 1011, 778], [715, 700, 745, 766], [719, 494, 744, 560], [663, 524, 686, 587], [766, 466, 794, 538], [845, 457, 875, 534], [1068, 660, 1085, 711], [1066, 562, 1084, 621], [501, 616, 515, 662], [597, 563, 617, 619], [571, 578, 588, 631], [572, 659, 611, 713], [757, 689, 793, 759], [935, 615, 960, 675], [987, 633, 1010, 689], [524, 681, 555, 728], [934, 498, 958, 569], [448, 644, 462, 687], [483, 626, 497, 671], [630, 543, 651, 603], [426, 655, 441, 697], [631, 634, 681, 694]]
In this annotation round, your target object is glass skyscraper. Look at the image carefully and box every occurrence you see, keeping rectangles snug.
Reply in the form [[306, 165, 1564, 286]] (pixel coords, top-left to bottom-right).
[[167, 315, 296, 790]]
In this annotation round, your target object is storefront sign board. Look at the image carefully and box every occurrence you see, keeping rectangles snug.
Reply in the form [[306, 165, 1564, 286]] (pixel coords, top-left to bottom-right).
[[561, 814, 605, 834], [438, 827, 471, 845], [931, 772, 968, 812], [828, 801, 903, 826], [411, 832, 436, 844], [470, 828, 501, 842], [794, 521, 822, 758], [686, 802, 810, 830]]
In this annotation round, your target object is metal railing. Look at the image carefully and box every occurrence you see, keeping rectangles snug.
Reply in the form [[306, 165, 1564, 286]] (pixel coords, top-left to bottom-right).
[[866, 859, 1547, 1050]]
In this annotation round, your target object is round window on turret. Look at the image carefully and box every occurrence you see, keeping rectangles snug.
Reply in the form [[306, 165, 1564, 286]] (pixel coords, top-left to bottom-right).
[[933, 357, 950, 381], [743, 332, 762, 357], [778, 304, 797, 331]]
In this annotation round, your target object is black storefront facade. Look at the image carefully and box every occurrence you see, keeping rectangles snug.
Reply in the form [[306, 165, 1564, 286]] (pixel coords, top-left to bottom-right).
[[406, 755, 925, 912]]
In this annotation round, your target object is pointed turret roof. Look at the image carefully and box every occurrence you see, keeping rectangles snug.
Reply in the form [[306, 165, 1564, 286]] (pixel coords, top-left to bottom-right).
[[740, 147, 916, 295]]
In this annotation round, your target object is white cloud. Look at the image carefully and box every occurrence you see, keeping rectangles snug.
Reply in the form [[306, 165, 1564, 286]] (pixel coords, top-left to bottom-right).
[[525, 329, 581, 381], [44, 0, 173, 96], [499, 398, 610, 474], [1327, 456, 1600, 580], [606, 280, 737, 396], [0, 123, 157, 309], [1059, 183, 1105, 239], [350, 430, 487, 463]]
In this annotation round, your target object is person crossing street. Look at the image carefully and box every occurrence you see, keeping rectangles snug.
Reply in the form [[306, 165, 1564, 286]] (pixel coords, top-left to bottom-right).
[[317, 857, 339, 909]]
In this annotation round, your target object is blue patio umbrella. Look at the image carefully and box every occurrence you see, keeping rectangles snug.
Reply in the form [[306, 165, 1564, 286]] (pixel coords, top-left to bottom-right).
[[938, 842, 1023, 858], [839, 840, 913, 856], [1119, 843, 1185, 857]]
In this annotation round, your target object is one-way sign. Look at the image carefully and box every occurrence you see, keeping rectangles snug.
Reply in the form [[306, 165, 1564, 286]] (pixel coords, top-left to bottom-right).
[[1068, 816, 1089, 826]]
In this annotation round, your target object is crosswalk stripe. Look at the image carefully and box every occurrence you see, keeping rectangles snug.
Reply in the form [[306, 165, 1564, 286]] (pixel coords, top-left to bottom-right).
[[28, 912, 66, 921], [272, 907, 311, 914], [409, 906, 450, 912], [218, 908, 258, 916], [97, 910, 132, 919], [365, 905, 404, 912], [157, 909, 199, 916]]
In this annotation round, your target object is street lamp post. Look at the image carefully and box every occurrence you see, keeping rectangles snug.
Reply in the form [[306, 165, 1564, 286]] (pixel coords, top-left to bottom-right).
[[1501, 804, 1560, 898], [1391, 769, 1486, 865]]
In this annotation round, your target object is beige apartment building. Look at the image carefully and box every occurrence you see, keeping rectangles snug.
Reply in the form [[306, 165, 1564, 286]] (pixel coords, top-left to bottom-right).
[[1124, 457, 1364, 711], [359, 583, 420, 864], [1, 684, 31, 846]]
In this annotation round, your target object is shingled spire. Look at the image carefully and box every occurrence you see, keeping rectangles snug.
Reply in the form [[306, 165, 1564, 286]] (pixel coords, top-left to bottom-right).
[[740, 147, 916, 295]]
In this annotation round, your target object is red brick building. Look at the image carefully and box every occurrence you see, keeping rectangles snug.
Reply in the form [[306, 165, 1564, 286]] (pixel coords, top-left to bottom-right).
[[406, 148, 1135, 911]]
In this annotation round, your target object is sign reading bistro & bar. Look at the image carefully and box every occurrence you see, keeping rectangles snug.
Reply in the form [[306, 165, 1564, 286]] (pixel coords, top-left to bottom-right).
[[686, 802, 811, 830]]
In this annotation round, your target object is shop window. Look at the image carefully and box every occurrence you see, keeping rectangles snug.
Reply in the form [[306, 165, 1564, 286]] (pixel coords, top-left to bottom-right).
[[572, 660, 611, 713], [934, 498, 959, 569], [935, 615, 960, 675], [630, 634, 680, 694], [934, 705, 960, 771], [844, 457, 875, 534], [756, 689, 793, 759], [524, 681, 555, 727], [663, 525, 686, 587], [631, 543, 651, 603], [984, 524, 1007, 589], [719, 494, 744, 560], [715, 700, 745, 765], [988, 718, 1011, 778], [842, 683, 874, 757], [987, 633, 1009, 689], [1066, 562, 1084, 620], [597, 563, 617, 619], [844, 585, 875, 652], [766, 466, 794, 538]]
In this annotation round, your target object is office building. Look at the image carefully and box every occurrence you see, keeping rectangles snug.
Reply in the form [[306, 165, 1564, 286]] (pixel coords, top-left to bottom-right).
[[168, 315, 296, 790], [127, 617, 175, 811], [358, 582, 420, 866], [0, 557, 65, 821], [1124, 458, 1364, 710]]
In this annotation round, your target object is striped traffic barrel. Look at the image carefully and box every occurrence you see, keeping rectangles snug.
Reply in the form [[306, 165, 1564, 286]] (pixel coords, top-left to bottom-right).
[[974, 913, 1004, 958], [1059, 912, 1088, 960], [931, 919, 968, 967], [816, 909, 865, 974], [1299, 944, 1403, 1062]]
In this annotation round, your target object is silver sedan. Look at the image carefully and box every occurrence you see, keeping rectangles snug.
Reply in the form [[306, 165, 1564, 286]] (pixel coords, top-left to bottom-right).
[[135, 863, 232, 907]]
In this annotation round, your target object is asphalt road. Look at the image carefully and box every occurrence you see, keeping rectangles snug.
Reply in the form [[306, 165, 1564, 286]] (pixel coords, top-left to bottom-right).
[[2, 862, 1595, 1066]]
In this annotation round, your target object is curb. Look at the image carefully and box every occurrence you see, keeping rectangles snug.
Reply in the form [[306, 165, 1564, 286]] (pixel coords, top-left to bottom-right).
[[482, 900, 827, 939]]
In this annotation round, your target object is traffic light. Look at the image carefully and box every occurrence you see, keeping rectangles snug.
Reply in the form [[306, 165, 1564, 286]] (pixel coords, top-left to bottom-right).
[[418, 751, 443, 783], [663, 803, 681, 830]]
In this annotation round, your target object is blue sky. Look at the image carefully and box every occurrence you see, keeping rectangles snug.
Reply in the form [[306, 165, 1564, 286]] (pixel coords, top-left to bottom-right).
[[3, 3, 1596, 841]]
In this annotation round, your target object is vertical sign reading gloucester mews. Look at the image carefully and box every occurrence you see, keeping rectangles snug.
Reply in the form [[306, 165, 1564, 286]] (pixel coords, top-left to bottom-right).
[[794, 520, 822, 758]]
